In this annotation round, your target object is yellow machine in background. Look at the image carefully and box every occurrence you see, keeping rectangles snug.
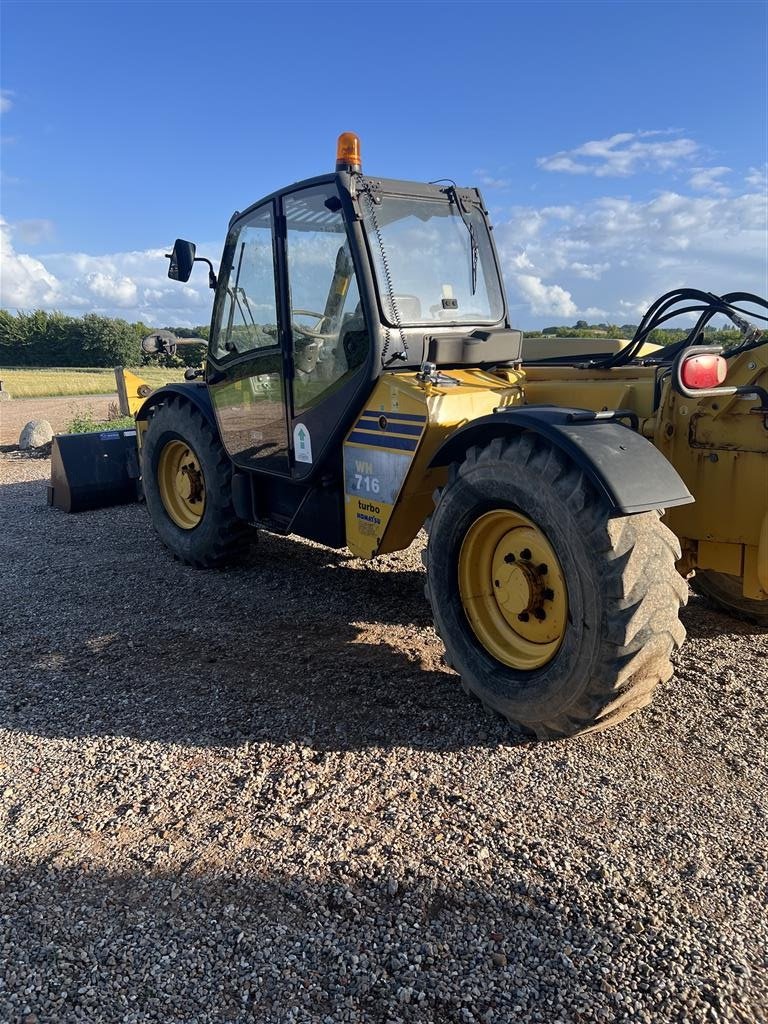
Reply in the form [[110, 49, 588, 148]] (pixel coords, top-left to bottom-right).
[[115, 367, 154, 417]]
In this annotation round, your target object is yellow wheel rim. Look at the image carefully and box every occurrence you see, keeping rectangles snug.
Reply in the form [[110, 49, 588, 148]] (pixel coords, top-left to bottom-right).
[[458, 509, 568, 670], [157, 439, 206, 530]]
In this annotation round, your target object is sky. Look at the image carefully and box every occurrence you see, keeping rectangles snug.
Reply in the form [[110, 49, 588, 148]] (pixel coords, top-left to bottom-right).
[[1, 0, 766, 329]]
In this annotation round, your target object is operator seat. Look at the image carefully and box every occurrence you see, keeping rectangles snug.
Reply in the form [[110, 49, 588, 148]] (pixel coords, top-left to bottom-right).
[[334, 309, 369, 378]]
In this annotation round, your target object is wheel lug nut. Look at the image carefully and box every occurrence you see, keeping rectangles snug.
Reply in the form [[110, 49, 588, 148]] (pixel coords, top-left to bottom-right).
[[517, 612, 530, 622], [543, 588, 555, 601], [534, 608, 547, 621], [537, 563, 548, 575], [520, 548, 532, 560], [504, 553, 516, 564]]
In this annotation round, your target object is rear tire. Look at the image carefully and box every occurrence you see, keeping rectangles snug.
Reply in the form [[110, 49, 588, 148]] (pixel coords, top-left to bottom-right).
[[424, 434, 688, 739], [141, 396, 252, 568], [690, 569, 768, 624]]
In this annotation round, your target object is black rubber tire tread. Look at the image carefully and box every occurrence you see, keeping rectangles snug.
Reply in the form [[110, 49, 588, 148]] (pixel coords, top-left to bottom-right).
[[141, 395, 252, 568], [690, 569, 768, 624], [423, 433, 688, 739]]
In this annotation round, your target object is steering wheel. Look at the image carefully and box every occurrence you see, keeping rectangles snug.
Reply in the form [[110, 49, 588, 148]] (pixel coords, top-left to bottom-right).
[[291, 309, 336, 341]]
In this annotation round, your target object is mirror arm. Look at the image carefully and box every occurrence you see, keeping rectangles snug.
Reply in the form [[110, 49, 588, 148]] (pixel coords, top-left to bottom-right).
[[194, 256, 218, 290]]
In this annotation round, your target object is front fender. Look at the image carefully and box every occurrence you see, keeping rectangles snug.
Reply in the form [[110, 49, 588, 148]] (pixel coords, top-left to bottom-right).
[[134, 382, 217, 428], [429, 406, 693, 515]]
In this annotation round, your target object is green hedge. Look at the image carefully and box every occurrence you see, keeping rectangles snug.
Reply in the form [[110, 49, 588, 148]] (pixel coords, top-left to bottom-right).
[[0, 311, 208, 368]]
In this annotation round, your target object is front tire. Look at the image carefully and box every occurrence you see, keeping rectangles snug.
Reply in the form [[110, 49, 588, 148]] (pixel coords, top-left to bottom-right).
[[141, 396, 252, 568], [424, 434, 688, 739]]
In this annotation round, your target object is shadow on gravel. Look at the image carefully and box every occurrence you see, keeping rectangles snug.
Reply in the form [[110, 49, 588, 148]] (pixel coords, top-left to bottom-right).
[[0, 480, 525, 753], [1, 615, 520, 753], [5, 475, 763, 754], [1, 860, 745, 1024]]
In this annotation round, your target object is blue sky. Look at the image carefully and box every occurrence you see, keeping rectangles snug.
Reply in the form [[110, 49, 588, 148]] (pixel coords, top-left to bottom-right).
[[1, 0, 766, 328]]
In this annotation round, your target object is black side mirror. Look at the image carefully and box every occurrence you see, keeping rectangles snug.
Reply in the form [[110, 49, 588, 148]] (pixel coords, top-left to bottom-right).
[[166, 239, 197, 282]]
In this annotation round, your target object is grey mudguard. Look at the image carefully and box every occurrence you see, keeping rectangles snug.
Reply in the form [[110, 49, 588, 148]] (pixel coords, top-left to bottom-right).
[[429, 406, 694, 515]]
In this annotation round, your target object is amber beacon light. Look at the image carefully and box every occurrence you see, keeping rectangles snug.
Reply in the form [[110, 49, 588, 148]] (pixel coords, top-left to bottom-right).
[[336, 132, 362, 172]]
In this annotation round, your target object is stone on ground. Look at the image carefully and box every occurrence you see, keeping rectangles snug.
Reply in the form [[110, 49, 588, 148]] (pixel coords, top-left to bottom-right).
[[18, 420, 54, 449]]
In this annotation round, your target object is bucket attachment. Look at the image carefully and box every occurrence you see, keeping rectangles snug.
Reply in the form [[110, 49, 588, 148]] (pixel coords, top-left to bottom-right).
[[47, 429, 140, 513]]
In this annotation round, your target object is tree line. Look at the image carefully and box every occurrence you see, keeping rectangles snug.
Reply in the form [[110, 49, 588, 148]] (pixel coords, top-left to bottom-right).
[[0, 311, 208, 368], [527, 320, 742, 345], [0, 309, 745, 368]]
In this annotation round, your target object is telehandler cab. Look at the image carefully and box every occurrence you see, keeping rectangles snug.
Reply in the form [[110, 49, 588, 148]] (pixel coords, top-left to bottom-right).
[[50, 133, 768, 739]]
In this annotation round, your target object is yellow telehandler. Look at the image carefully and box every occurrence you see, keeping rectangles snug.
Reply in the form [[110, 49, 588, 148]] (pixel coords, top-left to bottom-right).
[[50, 133, 767, 738]]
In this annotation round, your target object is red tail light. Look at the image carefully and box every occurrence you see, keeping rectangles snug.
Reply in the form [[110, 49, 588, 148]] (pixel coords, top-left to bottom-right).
[[680, 353, 727, 389]]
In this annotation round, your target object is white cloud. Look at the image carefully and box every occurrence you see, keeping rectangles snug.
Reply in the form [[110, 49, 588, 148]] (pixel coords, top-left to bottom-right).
[[0, 90, 13, 114], [569, 261, 610, 280], [14, 218, 56, 245], [745, 164, 767, 190], [618, 297, 654, 318], [0, 219, 216, 325], [689, 166, 731, 196], [473, 168, 511, 189], [0, 219, 61, 308], [495, 179, 767, 325], [85, 271, 138, 307], [508, 250, 534, 271], [538, 131, 700, 178], [515, 274, 577, 318]]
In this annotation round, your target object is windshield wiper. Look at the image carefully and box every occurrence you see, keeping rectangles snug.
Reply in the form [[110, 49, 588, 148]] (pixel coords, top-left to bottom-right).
[[446, 186, 478, 295]]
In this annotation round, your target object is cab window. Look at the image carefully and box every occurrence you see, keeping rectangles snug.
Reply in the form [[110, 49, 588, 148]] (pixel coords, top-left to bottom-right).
[[284, 186, 368, 413], [212, 205, 278, 361]]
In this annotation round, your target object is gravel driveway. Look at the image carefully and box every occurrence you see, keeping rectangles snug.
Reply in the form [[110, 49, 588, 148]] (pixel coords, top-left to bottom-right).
[[1, 453, 766, 1024]]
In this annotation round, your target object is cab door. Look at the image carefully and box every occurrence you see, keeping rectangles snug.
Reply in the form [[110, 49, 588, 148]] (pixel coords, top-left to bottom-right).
[[208, 184, 371, 481], [282, 184, 371, 479], [207, 201, 290, 473]]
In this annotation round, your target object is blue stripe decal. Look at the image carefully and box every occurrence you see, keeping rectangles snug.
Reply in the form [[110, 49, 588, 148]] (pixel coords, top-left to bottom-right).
[[356, 417, 423, 436], [347, 431, 418, 452], [362, 409, 426, 422]]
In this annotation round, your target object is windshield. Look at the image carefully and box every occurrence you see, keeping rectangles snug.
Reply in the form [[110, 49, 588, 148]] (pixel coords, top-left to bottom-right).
[[363, 193, 504, 327]]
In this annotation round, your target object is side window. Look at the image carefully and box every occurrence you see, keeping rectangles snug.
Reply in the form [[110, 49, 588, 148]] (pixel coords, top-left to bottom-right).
[[284, 187, 368, 412], [212, 205, 278, 360]]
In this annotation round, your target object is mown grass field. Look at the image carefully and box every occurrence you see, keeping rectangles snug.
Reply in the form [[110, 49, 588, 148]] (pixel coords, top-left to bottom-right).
[[0, 366, 187, 399]]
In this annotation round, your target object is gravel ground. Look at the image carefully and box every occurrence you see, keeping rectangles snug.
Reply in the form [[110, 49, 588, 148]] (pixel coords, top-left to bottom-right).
[[1, 453, 766, 1024], [0, 395, 117, 445]]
